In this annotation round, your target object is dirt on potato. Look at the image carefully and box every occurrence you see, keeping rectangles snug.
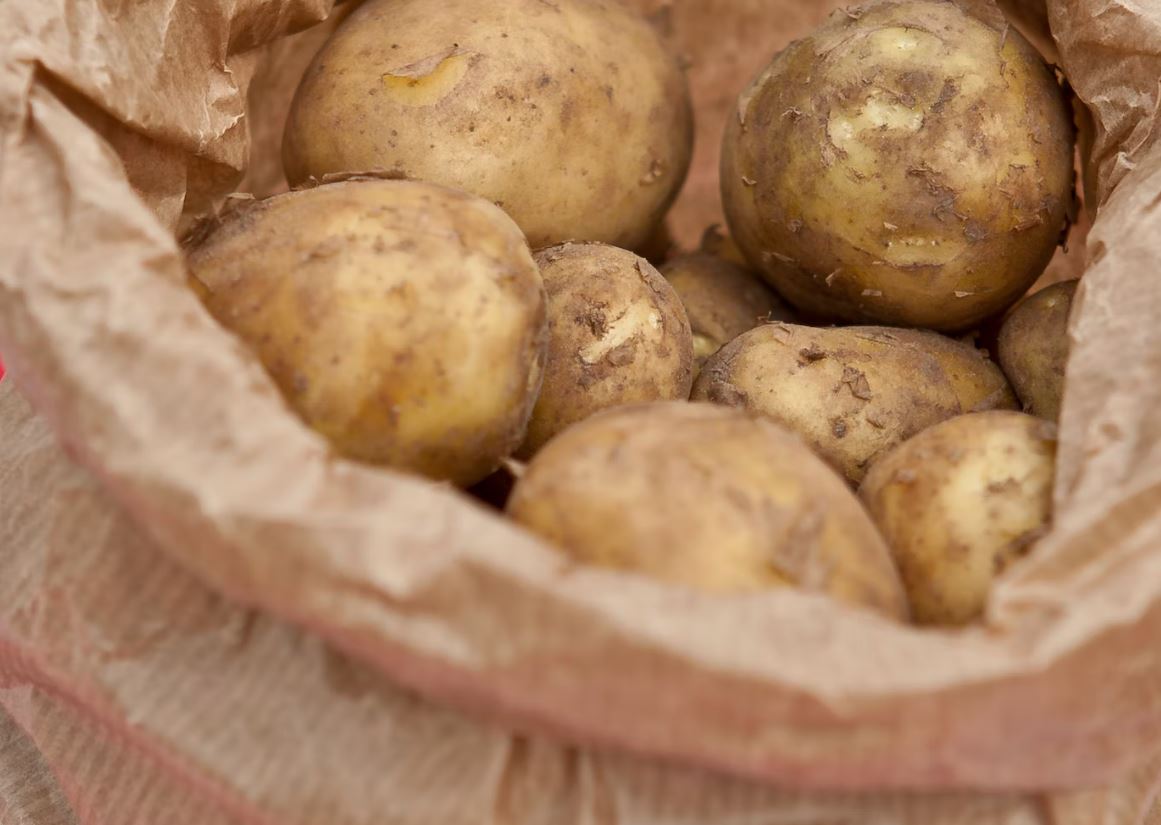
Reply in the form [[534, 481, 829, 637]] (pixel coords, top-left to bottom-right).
[[721, 0, 1075, 331]]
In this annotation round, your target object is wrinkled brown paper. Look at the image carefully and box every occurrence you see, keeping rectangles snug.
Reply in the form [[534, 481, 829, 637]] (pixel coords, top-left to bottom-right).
[[3, 0, 1161, 815], [3, 383, 1160, 824]]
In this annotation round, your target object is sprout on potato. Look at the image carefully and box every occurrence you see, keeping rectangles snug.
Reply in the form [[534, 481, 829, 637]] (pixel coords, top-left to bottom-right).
[[509, 402, 909, 619], [186, 179, 547, 486], [721, 0, 1075, 331]]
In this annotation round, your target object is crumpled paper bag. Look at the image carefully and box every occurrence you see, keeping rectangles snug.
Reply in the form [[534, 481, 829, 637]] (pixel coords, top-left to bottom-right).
[[2, 0, 1161, 803], [2, 382, 1159, 824]]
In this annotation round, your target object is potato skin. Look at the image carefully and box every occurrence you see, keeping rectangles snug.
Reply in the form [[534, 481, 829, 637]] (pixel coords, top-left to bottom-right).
[[692, 323, 1013, 483], [859, 411, 1056, 625], [509, 402, 908, 619], [998, 279, 1078, 421], [282, 0, 693, 251], [520, 243, 693, 456], [721, 0, 1074, 331], [186, 180, 547, 486], [886, 328, 1018, 413], [661, 252, 795, 372]]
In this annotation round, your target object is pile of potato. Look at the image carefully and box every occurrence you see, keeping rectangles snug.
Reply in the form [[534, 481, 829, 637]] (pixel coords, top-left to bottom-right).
[[186, 0, 1079, 627]]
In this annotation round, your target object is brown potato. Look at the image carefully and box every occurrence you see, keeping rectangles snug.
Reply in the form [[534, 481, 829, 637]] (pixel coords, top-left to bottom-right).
[[998, 279, 1078, 421], [860, 411, 1057, 625], [660, 252, 795, 373], [283, 0, 693, 250], [186, 180, 546, 486], [520, 243, 693, 456], [692, 323, 1015, 483], [721, 0, 1074, 330], [509, 402, 908, 619]]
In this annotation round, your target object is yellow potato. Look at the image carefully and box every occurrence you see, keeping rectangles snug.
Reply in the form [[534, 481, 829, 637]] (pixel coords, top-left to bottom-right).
[[721, 0, 1074, 330], [998, 279, 1078, 421], [283, 0, 693, 250], [660, 252, 795, 372], [520, 243, 693, 456], [692, 323, 1015, 483], [860, 411, 1057, 625], [509, 402, 908, 619], [186, 180, 546, 486]]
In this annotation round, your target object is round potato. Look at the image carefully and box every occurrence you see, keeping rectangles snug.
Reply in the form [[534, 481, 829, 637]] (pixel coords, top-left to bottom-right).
[[660, 252, 795, 372], [509, 402, 908, 618], [859, 411, 1057, 625], [283, 0, 694, 250], [692, 323, 1015, 483], [186, 180, 547, 486], [998, 279, 1078, 421], [721, 0, 1074, 330], [520, 243, 693, 456]]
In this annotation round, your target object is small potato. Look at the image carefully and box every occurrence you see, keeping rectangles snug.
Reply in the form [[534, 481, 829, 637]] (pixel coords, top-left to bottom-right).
[[509, 402, 908, 619], [859, 411, 1057, 625], [520, 243, 693, 456], [661, 252, 795, 372], [998, 279, 1078, 421], [693, 324, 1015, 483], [283, 0, 693, 250], [721, 0, 1074, 330], [186, 180, 547, 486]]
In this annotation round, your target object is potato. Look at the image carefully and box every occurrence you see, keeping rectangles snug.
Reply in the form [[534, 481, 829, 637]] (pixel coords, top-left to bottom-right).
[[721, 0, 1074, 331], [660, 252, 795, 372], [186, 180, 547, 486], [520, 243, 693, 456], [509, 402, 908, 618], [998, 279, 1078, 421], [692, 323, 1016, 483], [859, 411, 1057, 625], [282, 0, 693, 251]]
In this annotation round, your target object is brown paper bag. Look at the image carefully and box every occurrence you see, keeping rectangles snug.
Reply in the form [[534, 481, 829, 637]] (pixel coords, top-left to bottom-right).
[[3, 382, 1160, 824], [2, 0, 1161, 803]]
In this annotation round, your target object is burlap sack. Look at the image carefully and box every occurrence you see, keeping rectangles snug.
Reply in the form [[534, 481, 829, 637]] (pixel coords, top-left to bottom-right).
[[2, 0, 1161, 817]]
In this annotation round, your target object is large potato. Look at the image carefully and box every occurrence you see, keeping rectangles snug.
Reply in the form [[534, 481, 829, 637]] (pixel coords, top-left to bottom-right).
[[692, 323, 1016, 483], [520, 243, 693, 456], [721, 0, 1074, 330], [282, 0, 693, 250], [660, 250, 795, 373], [860, 411, 1057, 625], [998, 279, 1078, 421], [509, 402, 908, 619], [186, 180, 547, 486]]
